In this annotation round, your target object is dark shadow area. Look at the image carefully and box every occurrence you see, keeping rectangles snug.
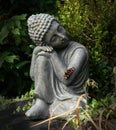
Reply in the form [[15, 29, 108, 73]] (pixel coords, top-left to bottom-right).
[[0, 100, 74, 130], [0, 100, 115, 130]]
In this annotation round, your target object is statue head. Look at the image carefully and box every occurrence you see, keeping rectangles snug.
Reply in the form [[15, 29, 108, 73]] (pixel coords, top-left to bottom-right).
[[27, 13, 54, 45], [27, 13, 70, 48]]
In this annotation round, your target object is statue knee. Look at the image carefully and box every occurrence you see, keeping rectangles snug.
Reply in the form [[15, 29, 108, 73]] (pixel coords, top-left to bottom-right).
[[37, 55, 49, 62], [36, 55, 50, 67]]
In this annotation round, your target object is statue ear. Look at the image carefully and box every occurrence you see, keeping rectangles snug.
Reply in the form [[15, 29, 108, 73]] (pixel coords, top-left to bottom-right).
[[35, 41, 43, 46]]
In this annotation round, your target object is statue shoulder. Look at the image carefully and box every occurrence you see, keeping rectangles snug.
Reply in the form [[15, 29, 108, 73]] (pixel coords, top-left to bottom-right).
[[68, 41, 88, 57], [68, 41, 87, 50]]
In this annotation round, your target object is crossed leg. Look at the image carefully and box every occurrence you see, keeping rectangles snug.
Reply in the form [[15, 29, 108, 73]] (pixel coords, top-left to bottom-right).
[[25, 55, 54, 120]]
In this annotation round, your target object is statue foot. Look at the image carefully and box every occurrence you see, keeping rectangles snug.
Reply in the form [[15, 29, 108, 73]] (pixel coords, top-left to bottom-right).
[[25, 98, 49, 120]]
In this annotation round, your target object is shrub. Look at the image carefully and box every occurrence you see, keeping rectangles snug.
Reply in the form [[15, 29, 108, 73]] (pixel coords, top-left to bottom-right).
[[56, 0, 116, 97], [0, 0, 57, 97], [0, 13, 33, 97]]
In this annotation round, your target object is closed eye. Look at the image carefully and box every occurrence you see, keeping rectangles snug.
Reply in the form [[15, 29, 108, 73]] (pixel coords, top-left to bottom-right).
[[50, 35, 57, 42]]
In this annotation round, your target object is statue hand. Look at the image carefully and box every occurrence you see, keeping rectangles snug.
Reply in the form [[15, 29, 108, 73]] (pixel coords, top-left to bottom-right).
[[36, 51, 52, 58], [33, 46, 53, 55], [36, 49, 56, 58]]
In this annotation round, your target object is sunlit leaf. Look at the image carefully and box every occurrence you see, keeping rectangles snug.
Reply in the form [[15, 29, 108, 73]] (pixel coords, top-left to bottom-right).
[[5, 55, 19, 63]]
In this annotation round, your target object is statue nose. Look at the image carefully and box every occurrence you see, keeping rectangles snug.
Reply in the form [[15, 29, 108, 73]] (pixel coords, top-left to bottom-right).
[[57, 33, 65, 40]]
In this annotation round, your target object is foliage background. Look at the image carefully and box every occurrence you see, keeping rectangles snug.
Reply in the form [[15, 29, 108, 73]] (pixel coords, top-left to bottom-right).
[[0, 0, 57, 97], [0, 0, 116, 98], [56, 0, 116, 97]]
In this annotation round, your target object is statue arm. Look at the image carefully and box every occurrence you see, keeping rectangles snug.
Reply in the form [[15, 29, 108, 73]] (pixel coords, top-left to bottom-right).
[[50, 51, 67, 83], [50, 47, 88, 86], [30, 46, 53, 81], [66, 47, 88, 84]]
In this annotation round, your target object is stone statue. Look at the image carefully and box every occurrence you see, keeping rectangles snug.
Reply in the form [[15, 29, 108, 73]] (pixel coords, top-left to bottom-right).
[[25, 13, 89, 120]]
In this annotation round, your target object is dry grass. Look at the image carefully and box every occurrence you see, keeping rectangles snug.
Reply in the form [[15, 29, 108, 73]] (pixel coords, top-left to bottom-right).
[[30, 94, 116, 130]]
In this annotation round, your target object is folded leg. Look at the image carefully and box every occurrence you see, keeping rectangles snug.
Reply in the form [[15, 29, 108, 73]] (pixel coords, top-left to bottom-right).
[[25, 55, 54, 119]]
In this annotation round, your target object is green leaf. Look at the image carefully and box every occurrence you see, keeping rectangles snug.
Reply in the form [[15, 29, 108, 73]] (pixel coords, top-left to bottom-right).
[[12, 28, 20, 35], [15, 20, 21, 28], [91, 99, 99, 108], [14, 35, 21, 45], [5, 55, 19, 63], [11, 14, 27, 21], [0, 26, 9, 44], [0, 60, 4, 68], [0, 52, 19, 67], [16, 61, 29, 69], [0, 52, 10, 67]]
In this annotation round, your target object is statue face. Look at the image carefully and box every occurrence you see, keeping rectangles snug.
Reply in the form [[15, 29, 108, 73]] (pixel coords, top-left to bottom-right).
[[44, 21, 70, 49]]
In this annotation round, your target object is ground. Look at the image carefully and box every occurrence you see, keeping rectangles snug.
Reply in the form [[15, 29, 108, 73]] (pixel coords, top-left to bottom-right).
[[0, 99, 115, 130], [0, 100, 74, 130]]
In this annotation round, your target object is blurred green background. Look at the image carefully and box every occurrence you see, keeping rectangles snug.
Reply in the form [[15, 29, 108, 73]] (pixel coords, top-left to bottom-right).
[[0, 0, 115, 98]]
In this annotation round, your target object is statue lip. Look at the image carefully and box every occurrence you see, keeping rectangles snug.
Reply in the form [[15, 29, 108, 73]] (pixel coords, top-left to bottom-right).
[[61, 38, 69, 45]]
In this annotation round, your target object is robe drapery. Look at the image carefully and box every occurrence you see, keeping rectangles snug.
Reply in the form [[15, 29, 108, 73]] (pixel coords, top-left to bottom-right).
[[32, 41, 89, 116]]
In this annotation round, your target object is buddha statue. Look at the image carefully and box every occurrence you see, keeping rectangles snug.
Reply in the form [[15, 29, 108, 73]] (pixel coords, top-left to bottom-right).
[[25, 13, 89, 120]]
